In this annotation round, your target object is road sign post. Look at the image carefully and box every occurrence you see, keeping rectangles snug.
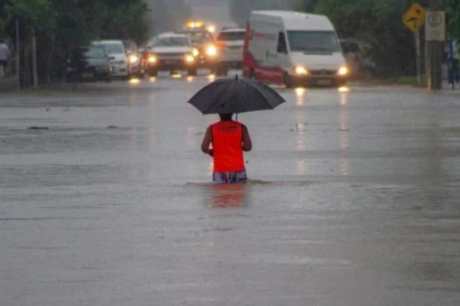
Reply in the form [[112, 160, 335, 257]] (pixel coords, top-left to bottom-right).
[[403, 3, 426, 86], [425, 10, 446, 90]]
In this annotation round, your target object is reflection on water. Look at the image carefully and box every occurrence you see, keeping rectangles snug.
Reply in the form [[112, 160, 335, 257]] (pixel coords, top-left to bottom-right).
[[149, 76, 157, 83], [295, 87, 307, 106], [208, 183, 248, 208], [129, 78, 141, 85], [186, 76, 195, 83], [171, 73, 182, 79], [338, 86, 350, 93], [339, 90, 350, 176]]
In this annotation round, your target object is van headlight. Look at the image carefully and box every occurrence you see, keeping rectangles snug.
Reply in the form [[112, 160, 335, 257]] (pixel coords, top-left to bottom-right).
[[129, 54, 139, 64], [337, 66, 349, 76], [184, 54, 195, 64], [295, 66, 309, 76], [147, 55, 158, 64], [192, 48, 200, 57], [206, 45, 218, 57]]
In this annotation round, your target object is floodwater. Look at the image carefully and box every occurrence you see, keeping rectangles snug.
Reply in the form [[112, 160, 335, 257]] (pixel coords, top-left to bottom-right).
[[1, 76, 460, 306]]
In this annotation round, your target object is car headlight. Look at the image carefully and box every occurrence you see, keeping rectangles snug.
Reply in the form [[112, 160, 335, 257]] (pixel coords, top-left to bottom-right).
[[337, 66, 349, 76], [147, 55, 158, 64], [206, 45, 218, 57], [192, 48, 200, 57], [295, 66, 309, 76], [184, 54, 195, 64], [129, 54, 139, 64]]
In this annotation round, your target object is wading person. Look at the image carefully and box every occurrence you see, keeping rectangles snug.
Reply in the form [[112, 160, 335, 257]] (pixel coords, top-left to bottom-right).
[[201, 113, 252, 184], [188, 75, 285, 183]]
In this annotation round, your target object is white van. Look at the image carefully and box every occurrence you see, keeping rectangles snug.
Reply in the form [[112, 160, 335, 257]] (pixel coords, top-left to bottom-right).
[[243, 11, 349, 87]]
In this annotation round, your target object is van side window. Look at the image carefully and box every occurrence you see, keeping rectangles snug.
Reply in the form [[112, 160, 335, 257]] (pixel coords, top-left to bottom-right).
[[277, 32, 288, 54]]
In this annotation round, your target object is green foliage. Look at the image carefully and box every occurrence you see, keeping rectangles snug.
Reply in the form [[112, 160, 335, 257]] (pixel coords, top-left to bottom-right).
[[314, 0, 419, 76], [445, 0, 460, 40]]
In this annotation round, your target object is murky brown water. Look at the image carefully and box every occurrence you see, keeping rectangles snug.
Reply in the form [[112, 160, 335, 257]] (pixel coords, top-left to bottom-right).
[[1, 78, 460, 306]]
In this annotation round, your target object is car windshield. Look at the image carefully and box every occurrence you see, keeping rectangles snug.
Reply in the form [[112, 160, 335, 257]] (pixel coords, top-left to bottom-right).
[[287, 31, 340, 53], [101, 43, 124, 54], [154, 37, 189, 47], [217, 31, 245, 41], [186, 32, 213, 45], [85, 47, 106, 58]]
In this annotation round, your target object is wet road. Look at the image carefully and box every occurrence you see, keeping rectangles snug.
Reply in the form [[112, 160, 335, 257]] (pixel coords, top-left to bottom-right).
[[1, 76, 460, 306]]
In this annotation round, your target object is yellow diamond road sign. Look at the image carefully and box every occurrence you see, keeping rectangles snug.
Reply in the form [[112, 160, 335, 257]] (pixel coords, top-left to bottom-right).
[[403, 3, 426, 32]]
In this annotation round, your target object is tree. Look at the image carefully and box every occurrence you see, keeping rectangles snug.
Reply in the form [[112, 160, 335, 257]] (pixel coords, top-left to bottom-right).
[[313, 0, 422, 76], [445, 0, 460, 40]]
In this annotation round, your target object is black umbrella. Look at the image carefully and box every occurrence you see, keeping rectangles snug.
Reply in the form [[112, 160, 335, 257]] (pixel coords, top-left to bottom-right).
[[187, 75, 286, 114]]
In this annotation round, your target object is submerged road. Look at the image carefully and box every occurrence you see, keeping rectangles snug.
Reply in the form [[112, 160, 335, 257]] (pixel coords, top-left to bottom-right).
[[1, 76, 460, 306]]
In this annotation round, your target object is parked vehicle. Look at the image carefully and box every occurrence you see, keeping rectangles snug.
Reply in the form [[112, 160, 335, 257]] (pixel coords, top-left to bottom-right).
[[93, 40, 129, 78], [215, 28, 246, 76], [243, 11, 349, 87], [143, 32, 198, 77], [66, 46, 112, 82]]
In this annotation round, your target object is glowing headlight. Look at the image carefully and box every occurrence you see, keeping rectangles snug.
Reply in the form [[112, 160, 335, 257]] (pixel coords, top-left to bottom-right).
[[147, 55, 158, 64], [192, 48, 200, 57], [129, 54, 139, 64], [206, 45, 218, 57], [295, 66, 308, 76], [207, 25, 216, 33], [184, 54, 195, 64], [337, 66, 349, 76]]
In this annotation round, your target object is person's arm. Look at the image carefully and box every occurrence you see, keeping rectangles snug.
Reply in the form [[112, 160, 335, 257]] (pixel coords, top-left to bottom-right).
[[242, 125, 252, 152], [201, 126, 213, 156]]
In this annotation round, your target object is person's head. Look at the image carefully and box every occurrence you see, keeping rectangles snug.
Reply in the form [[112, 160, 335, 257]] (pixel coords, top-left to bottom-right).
[[219, 113, 233, 121]]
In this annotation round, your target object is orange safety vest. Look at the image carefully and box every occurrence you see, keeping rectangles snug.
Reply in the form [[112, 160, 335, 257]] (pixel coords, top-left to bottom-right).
[[211, 120, 245, 173]]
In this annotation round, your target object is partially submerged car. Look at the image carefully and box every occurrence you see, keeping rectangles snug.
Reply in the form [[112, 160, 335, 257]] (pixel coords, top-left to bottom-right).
[[143, 32, 198, 77]]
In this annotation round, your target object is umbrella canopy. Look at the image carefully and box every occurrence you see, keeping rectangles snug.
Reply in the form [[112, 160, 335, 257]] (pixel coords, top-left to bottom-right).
[[187, 76, 286, 114]]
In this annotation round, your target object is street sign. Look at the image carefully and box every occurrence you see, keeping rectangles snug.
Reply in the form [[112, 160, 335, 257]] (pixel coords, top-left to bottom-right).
[[425, 11, 446, 42], [402, 3, 426, 32]]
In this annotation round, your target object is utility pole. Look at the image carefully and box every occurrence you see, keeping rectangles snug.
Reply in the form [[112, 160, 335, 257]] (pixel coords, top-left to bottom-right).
[[31, 28, 38, 88], [15, 18, 20, 90], [426, 0, 445, 90]]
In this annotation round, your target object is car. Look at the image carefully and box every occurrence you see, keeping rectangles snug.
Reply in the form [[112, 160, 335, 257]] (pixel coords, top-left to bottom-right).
[[215, 28, 246, 76], [66, 45, 112, 82], [180, 29, 219, 73], [93, 40, 129, 78], [143, 32, 199, 77], [244, 11, 350, 87]]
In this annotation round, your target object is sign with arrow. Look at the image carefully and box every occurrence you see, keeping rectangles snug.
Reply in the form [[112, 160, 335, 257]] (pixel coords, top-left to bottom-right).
[[402, 3, 426, 32]]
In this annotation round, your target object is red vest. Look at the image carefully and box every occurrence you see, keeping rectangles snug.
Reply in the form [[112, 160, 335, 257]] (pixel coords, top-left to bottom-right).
[[211, 121, 245, 173]]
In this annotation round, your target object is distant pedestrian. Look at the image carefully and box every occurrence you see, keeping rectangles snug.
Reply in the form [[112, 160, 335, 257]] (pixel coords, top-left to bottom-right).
[[0, 41, 10, 78], [201, 113, 252, 184]]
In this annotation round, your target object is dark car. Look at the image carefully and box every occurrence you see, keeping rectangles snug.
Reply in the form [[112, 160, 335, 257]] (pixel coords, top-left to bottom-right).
[[66, 46, 112, 82]]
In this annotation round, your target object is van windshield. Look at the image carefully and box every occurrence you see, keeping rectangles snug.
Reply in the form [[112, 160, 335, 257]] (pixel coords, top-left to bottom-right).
[[287, 31, 340, 53], [101, 43, 124, 54]]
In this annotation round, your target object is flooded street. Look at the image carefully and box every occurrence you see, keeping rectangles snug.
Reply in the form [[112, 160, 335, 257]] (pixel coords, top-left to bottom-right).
[[1, 77, 460, 306]]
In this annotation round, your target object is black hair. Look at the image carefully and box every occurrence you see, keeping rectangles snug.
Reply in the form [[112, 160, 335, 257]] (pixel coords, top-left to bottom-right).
[[219, 113, 233, 121]]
